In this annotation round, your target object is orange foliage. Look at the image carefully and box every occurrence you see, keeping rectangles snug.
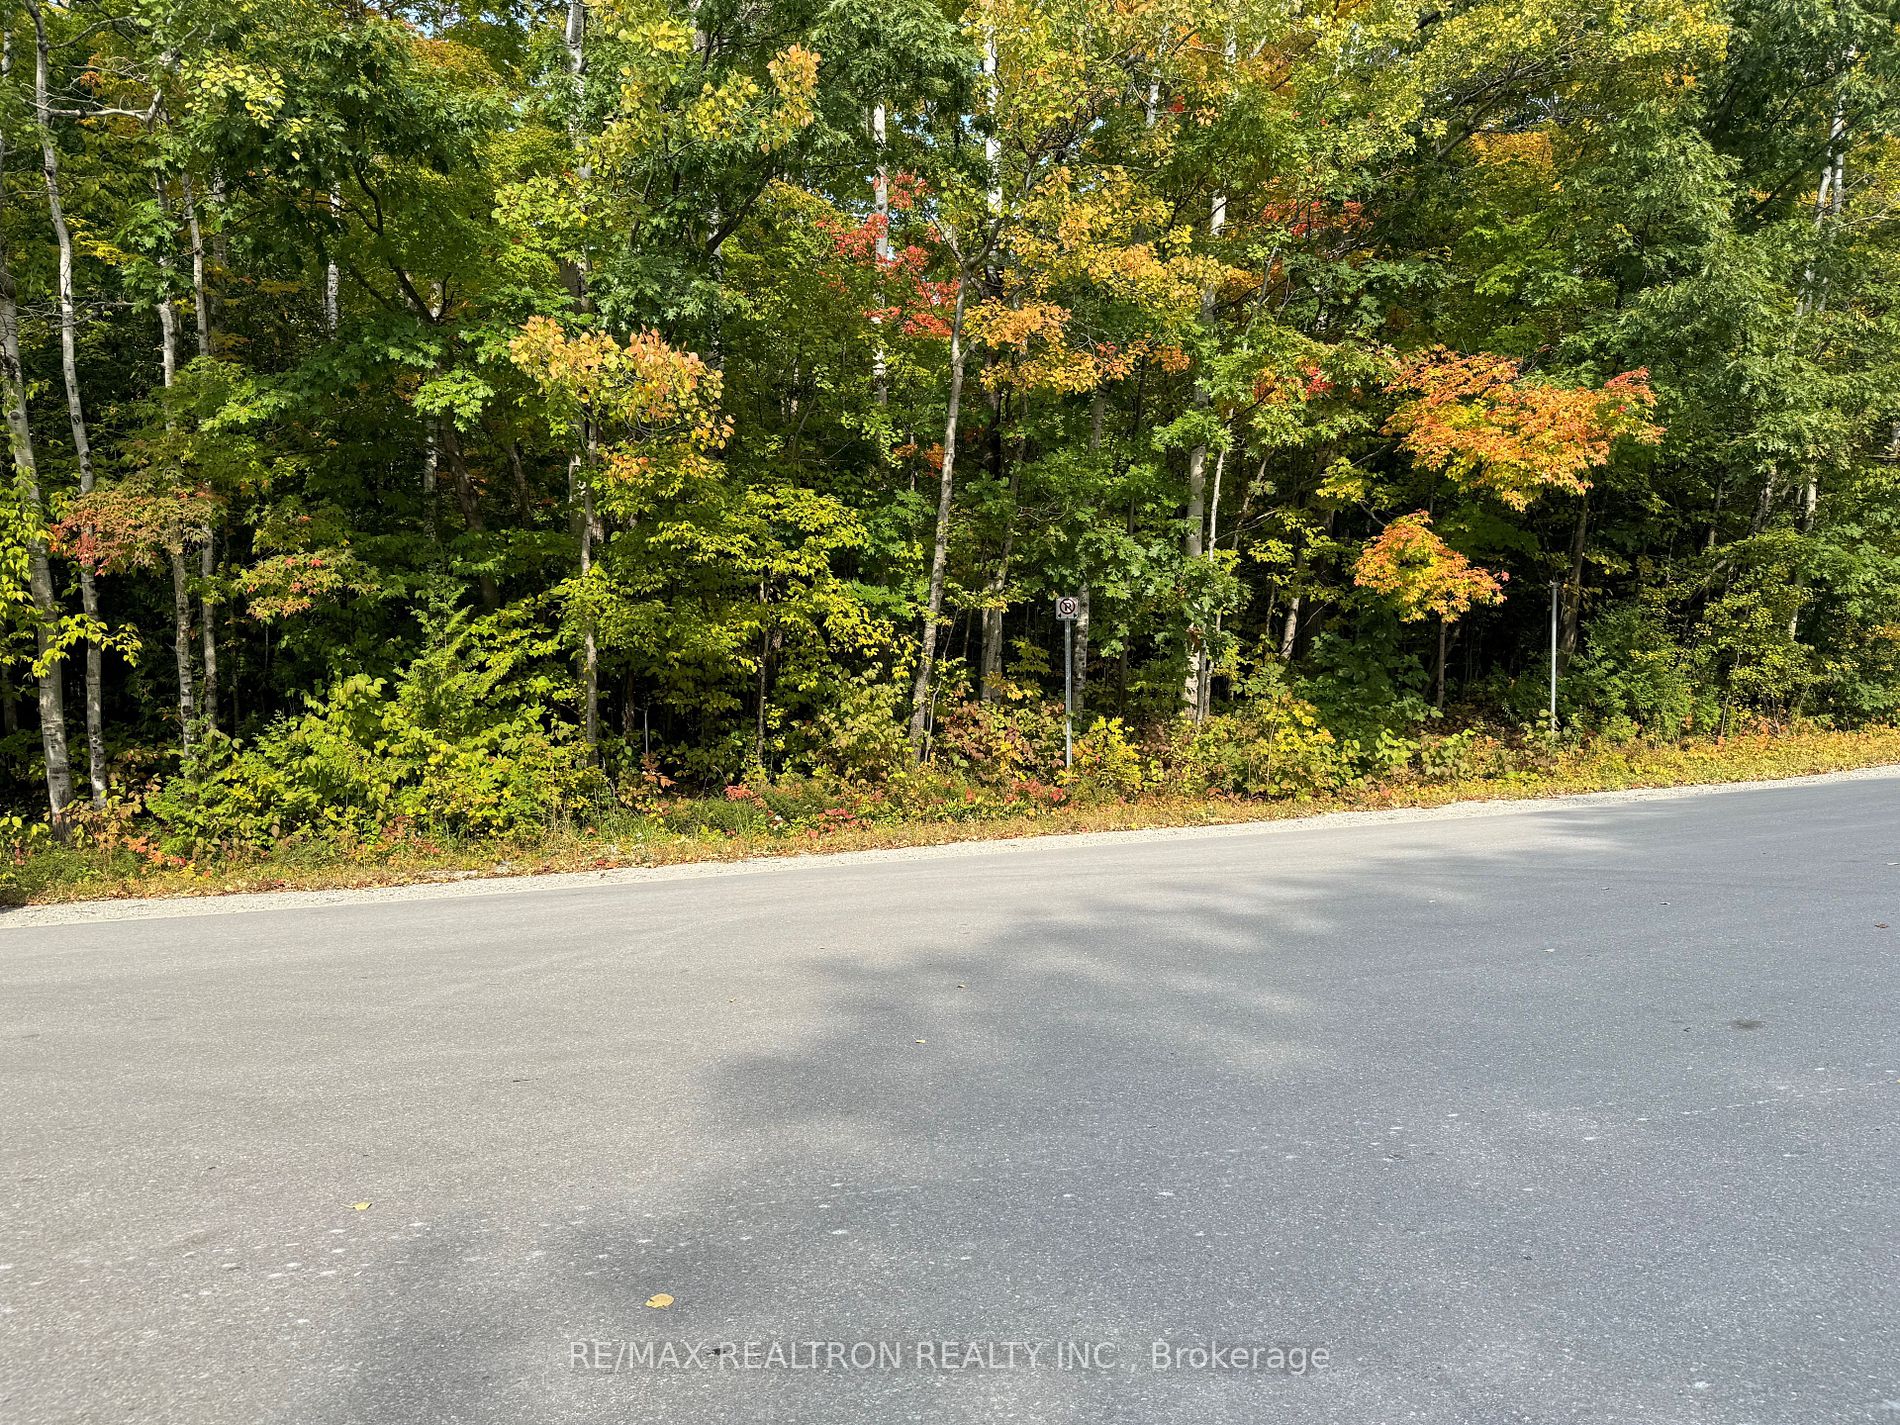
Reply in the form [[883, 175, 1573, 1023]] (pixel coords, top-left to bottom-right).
[[1353, 512, 1506, 623], [1384, 348, 1662, 509]]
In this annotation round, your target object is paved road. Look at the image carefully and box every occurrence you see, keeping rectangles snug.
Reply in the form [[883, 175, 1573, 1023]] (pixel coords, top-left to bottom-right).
[[3, 775, 1897, 1424]]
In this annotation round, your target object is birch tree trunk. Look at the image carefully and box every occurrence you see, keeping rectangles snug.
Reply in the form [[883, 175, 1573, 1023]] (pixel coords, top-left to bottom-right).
[[181, 174, 210, 356], [1279, 507, 1332, 659], [0, 40, 73, 827], [155, 177, 178, 387], [200, 540, 218, 733], [1279, 596, 1301, 659], [1787, 54, 1852, 534], [907, 275, 969, 752], [29, 0, 104, 804], [579, 467, 599, 749], [169, 548, 196, 757], [982, 32, 1000, 218], [565, 0, 601, 754], [871, 103, 890, 408], [978, 393, 1018, 702], [152, 169, 218, 737], [324, 187, 341, 334], [422, 414, 439, 545], [1196, 444, 1227, 720], [1180, 97, 1228, 717]]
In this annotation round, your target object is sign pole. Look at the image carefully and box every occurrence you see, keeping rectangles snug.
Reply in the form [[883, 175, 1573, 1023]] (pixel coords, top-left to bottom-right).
[[1064, 617, 1074, 769], [1549, 580, 1559, 733], [1055, 594, 1078, 768]]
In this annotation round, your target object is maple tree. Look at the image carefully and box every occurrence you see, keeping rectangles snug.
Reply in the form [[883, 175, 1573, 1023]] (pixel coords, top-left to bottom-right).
[[1385, 350, 1664, 511], [1353, 512, 1507, 623]]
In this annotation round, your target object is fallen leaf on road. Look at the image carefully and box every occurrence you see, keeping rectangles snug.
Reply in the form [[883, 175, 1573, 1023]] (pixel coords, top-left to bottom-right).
[[915, 1039, 926, 1044], [352, 1202, 371, 1211], [646, 1293, 674, 1309]]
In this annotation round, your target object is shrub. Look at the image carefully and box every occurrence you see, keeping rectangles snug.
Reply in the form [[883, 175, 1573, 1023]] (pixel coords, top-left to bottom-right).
[[1168, 687, 1353, 797], [1412, 727, 1511, 781], [1566, 601, 1711, 739], [148, 678, 593, 854], [797, 676, 913, 782], [146, 613, 598, 854], [1063, 717, 1149, 800], [932, 697, 1067, 787]]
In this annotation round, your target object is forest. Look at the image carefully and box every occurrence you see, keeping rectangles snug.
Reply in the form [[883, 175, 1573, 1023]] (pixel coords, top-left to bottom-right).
[[2, 0, 1899, 858]]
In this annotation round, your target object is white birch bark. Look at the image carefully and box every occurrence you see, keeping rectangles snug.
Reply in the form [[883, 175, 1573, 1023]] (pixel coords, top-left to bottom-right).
[[200, 539, 217, 733], [565, 0, 601, 751], [28, 0, 104, 802], [169, 547, 195, 757], [871, 102, 890, 408], [324, 187, 341, 334], [0, 30, 72, 825], [155, 178, 178, 387], [181, 174, 210, 356], [1180, 35, 1234, 717], [983, 32, 1000, 219], [907, 275, 969, 752]]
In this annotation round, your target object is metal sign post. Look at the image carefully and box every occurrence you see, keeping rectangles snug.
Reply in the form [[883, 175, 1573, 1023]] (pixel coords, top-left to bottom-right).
[[1055, 595, 1079, 768], [1549, 581, 1559, 733]]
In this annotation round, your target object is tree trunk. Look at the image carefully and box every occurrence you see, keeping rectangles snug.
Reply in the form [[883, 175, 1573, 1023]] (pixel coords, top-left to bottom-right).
[[324, 187, 341, 334], [871, 103, 890, 408], [1752, 465, 1777, 533], [154, 170, 216, 740], [979, 395, 1018, 702], [1197, 443, 1228, 719], [0, 66, 72, 827], [1278, 507, 1330, 660], [209, 176, 229, 323], [1559, 495, 1589, 665], [506, 438, 533, 520], [442, 425, 498, 607], [565, 0, 601, 756], [1180, 396, 1208, 714], [1073, 587, 1091, 720], [28, 0, 104, 805], [1180, 73, 1229, 718], [170, 547, 196, 757], [1434, 617, 1449, 712], [422, 417, 439, 543], [578, 451, 599, 751], [181, 174, 211, 356], [155, 178, 178, 387], [1792, 83, 1844, 538], [200, 539, 219, 733], [908, 276, 969, 752], [754, 584, 771, 768]]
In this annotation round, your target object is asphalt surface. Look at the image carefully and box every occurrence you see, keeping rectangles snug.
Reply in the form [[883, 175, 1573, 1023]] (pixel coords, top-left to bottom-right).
[[2, 774, 1897, 1424]]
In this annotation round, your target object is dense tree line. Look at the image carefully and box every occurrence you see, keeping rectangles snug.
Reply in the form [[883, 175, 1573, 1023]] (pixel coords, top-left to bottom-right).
[[1, 0, 1897, 836]]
